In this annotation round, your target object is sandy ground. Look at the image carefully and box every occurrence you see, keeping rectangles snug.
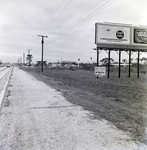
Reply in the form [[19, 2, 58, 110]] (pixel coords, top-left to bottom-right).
[[0, 67, 147, 150]]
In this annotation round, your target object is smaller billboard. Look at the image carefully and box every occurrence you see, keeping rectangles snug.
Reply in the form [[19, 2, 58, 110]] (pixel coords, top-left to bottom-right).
[[94, 67, 106, 77], [133, 28, 147, 44]]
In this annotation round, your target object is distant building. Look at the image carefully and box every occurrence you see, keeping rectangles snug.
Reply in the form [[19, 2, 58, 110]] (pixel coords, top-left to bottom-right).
[[61, 61, 78, 67], [36, 61, 47, 66], [49, 62, 61, 67], [48, 61, 77, 68]]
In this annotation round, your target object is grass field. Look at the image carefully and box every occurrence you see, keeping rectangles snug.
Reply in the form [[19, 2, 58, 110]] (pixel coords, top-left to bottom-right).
[[22, 65, 147, 143]]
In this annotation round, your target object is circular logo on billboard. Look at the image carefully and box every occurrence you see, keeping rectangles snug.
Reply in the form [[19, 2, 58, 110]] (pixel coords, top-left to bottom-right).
[[116, 30, 124, 39]]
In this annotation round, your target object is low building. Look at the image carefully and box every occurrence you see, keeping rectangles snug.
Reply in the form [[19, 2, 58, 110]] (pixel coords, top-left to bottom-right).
[[36, 61, 47, 66]]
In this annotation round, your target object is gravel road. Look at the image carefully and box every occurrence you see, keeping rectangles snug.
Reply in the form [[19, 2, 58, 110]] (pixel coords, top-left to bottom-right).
[[0, 67, 146, 150]]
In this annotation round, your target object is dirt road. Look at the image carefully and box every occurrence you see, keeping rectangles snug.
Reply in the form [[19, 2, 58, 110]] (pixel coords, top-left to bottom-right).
[[0, 67, 146, 150]]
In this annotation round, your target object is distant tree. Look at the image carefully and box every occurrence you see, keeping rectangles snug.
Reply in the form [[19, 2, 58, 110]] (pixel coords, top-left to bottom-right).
[[122, 59, 127, 64], [135, 57, 147, 63], [72, 62, 78, 65], [140, 57, 147, 64], [130, 58, 134, 63], [140, 57, 147, 61], [113, 61, 119, 64], [100, 57, 114, 65]]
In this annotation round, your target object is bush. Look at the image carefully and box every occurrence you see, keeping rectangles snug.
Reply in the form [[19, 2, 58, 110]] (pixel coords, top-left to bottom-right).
[[82, 64, 93, 70]]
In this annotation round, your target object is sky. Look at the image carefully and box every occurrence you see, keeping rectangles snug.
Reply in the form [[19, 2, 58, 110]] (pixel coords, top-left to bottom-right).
[[0, 0, 147, 64]]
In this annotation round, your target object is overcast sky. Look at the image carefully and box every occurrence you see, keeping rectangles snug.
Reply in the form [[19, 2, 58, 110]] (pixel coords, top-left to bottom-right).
[[0, 0, 147, 64]]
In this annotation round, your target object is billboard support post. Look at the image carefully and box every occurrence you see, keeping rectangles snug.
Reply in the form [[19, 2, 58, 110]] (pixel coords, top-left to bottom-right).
[[108, 49, 111, 78], [137, 50, 140, 78], [41, 38, 44, 72], [93, 48, 100, 67], [97, 48, 100, 67], [118, 49, 121, 78], [129, 50, 131, 78], [97, 48, 98, 66]]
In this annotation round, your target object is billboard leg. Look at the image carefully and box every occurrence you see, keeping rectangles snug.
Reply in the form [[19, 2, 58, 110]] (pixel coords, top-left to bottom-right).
[[118, 49, 121, 78], [108, 49, 111, 78], [97, 48, 99, 67], [129, 50, 131, 78], [137, 50, 140, 78]]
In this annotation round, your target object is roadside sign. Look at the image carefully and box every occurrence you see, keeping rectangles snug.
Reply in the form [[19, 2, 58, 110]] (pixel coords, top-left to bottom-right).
[[94, 67, 106, 77]]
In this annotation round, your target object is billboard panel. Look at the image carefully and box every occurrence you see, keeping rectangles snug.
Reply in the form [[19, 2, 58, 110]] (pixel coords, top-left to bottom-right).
[[133, 28, 147, 44], [96, 23, 131, 45]]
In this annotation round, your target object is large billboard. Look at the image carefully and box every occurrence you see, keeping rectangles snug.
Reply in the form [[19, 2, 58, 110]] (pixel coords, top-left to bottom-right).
[[95, 23, 147, 50], [96, 24, 130, 45]]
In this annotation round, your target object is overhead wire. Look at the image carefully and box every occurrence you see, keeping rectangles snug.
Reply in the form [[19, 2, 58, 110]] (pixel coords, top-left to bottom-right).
[[37, 0, 70, 50], [61, 0, 104, 30], [31, 0, 104, 62], [47, 0, 116, 43], [41, 0, 72, 33], [47, 0, 87, 33], [46, 0, 104, 37], [39, 0, 65, 34], [63, 0, 116, 34], [43, 0, 116, 62]]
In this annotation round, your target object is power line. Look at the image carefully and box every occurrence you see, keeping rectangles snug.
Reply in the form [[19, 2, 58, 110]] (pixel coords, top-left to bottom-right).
[[41, 0, 72, 33], [47, 0, 116, 43], [65, 0, 116, 32], [38, 0, 110, 47], [38, 0, 116, 62], [46, 0, 104, 37], [40, 0, 65, 34], [65, 0, 104, 27], [48, 0, 104, 35], [48, 0, 87, 33]]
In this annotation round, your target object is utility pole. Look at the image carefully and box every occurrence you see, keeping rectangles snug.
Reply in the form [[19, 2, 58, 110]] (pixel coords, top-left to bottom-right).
[[27, 49, 31, 55], [38, 35, 48, 72], [26, 49, 32, 68], [23, 53, 25, 65], [20, 57, 22, 66]]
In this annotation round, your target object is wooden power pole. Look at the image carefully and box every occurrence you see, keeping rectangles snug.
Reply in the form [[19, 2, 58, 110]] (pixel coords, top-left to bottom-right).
[[38, 35, 48, 72]]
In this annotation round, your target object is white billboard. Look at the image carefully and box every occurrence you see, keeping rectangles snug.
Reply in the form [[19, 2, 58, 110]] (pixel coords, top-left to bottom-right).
[[96, 24, 131, 45], [95, 23, 147, 50]]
